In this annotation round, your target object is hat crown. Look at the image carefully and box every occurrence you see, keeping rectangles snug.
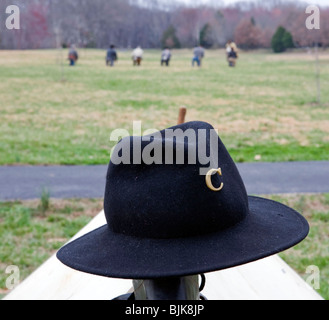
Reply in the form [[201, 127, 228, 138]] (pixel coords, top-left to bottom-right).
[[104, 122, 249, 239]]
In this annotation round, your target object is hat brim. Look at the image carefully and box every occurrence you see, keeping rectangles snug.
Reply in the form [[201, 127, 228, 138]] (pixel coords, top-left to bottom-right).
[[57, 196, 309, 279]]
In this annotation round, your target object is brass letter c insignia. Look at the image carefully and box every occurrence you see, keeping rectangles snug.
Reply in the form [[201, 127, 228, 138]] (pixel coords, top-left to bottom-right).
[[206, 168, 224, 192]]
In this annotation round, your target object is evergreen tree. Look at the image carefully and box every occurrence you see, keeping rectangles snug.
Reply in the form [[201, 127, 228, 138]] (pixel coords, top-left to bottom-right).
[[271, 26, 294, 53], [282, 31, 294, 49], [161, 25, 181, 49], [272, 26, 286, 53], [200, 23, 213, 48]]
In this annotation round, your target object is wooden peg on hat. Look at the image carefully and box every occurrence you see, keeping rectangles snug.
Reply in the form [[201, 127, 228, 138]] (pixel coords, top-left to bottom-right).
[[178, 107, 187, 125]]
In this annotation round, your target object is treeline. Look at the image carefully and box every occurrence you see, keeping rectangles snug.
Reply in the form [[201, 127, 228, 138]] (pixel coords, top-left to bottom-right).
[[0, 0, 328, 50]]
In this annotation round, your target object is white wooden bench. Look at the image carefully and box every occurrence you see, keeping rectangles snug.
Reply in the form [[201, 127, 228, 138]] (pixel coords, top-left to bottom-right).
[[4, 211, 323, 300]]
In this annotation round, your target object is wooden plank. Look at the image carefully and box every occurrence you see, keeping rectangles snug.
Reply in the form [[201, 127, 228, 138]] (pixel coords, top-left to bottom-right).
[[204, 256, 322, 300], [4, 212, 323, 300]]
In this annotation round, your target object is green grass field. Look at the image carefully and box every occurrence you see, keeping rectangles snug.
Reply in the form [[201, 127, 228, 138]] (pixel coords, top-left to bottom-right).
[[0, 198, 103, 299], [1, 49, 329, 300], [0, 49, 328, 165]]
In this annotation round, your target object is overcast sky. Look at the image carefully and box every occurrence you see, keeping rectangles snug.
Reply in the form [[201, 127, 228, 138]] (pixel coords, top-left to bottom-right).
[[222, 0, 329, 5], [174, 0, 329, 7]]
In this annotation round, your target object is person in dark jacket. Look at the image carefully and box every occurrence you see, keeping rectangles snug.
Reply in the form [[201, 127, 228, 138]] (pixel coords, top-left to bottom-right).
[[68, 45, 78, 66], [106, 45, 118, 67]]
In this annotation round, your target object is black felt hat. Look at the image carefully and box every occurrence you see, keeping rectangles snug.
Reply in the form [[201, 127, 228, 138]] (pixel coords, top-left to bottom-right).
[[57, 121, 309, 279]]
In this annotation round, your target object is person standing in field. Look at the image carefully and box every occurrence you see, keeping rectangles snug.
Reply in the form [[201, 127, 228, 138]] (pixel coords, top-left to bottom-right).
[[192, 45, 205, 67], [132, 46, 144, 66], [106, 45, 118, 67], [226, 40, 239, 67], [161, 47, 172, 67], [68, 45, 78, 66]]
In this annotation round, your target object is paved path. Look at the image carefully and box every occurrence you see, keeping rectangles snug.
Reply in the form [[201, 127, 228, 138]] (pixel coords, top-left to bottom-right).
[[0, 162, 329, 201]]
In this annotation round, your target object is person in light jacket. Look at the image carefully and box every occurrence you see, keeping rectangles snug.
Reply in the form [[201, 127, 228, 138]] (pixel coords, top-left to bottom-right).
[[192, 45, 205, 67], [161, 48, 172, 67], [226, 40, 239, 67], [132, 46, 144, 66]]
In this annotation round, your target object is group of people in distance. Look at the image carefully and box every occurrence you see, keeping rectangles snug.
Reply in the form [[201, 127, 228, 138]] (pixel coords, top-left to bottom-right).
[[68, 42, 239, 68], [106, 45, 145, 67], [107, 45, 171, 67]]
